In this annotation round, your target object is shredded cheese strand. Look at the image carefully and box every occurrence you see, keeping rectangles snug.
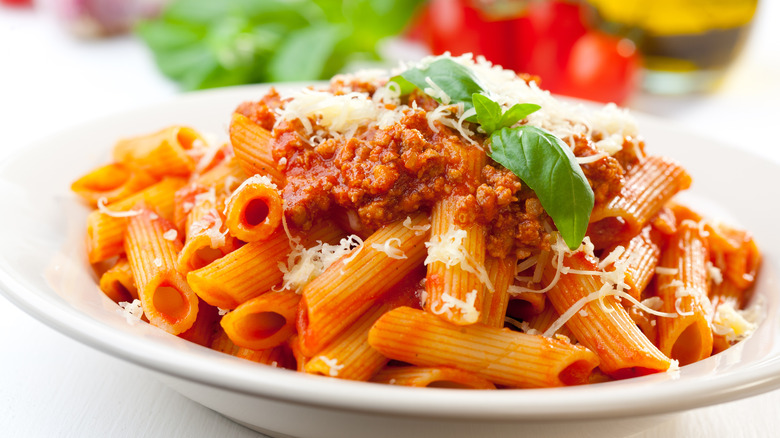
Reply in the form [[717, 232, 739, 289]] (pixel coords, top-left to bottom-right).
[[97, 197, 142, 218]]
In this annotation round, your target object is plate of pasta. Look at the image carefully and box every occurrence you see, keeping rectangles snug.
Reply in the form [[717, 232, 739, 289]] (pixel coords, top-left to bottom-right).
[[1, 54, 778, 438]]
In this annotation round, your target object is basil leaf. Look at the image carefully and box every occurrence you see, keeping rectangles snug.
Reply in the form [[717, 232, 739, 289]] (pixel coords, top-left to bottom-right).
[[397, 58, 485, 114], [500, 103, 541, 128], [489, 126, 594, 250], [268, 24, 343, 82], [472, 93, 502, 134], [473, 94, 542, 135], [388, 75, 417, 95]]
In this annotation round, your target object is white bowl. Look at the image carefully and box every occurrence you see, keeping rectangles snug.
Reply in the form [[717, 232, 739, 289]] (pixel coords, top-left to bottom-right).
[[1, 86, 779, 438]]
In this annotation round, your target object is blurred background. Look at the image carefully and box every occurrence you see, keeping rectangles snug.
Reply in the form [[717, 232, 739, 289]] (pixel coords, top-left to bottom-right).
[[0, 0, 766, 103], [2, 0, 777, 160]]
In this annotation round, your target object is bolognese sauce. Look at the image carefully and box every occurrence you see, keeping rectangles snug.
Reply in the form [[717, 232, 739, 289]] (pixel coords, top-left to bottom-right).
[[235, 74, 640, 259]]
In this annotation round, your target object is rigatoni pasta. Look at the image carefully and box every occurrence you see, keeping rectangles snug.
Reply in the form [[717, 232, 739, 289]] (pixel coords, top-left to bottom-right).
[[74, 54, 762, 389]]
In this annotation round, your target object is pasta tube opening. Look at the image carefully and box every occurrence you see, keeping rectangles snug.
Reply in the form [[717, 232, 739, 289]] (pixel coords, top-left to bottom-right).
[[239, 312, 286, 338], [559, 359, 600, 386], [668, 318, 711, 366], [193, 246, 223, 269], [224, 176, 283, 242], [244, 198, 270, 226], [221, 290, 300, 350], [371, 366, 497, 389], [153, 284, 188, 320]]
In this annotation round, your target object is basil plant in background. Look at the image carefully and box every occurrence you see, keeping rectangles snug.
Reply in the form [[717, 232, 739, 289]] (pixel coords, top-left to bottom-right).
[[136, 0, 425, 90]]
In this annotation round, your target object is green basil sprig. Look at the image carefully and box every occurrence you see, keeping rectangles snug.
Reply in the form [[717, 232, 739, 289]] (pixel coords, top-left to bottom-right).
[[391, 59, 594, 249], [472, 93, 540, 135]]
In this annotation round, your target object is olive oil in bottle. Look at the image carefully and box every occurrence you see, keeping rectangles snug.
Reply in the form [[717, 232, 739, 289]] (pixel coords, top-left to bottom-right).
[[586, 0, 758, 94]]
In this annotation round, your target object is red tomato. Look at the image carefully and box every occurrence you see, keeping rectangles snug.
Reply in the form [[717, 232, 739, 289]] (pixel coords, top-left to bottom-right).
[[421, 0, 516, 69], [0, 0, 33, 6], [512, 0, 588, 91], [412, 1, 641, 104], [564, 31, 642, 104]]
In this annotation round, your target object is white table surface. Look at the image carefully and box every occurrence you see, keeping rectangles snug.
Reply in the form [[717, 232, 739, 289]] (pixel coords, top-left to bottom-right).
[[1, 3, 780, 437]]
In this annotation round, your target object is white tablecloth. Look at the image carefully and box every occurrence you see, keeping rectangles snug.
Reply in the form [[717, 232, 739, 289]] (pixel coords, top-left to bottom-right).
[[1, 3, 779, 437]]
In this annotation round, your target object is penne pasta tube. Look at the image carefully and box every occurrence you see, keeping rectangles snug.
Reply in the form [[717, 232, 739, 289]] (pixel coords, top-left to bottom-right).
[[525, 304, 576, 342], [71, 162, 156, 206], [506, 293, 547, 322], [544, 252, 672, 377], [589, 156, 691, 248], [124, 208, 199, 335], [113, 126, 202, 178], [187, 220, 345, 309], [629, 305, 659, 346], [298, 213, 430, 356], [656, 221, 713, 365], [220, 289, 300, 351], [479, 254, 517, 327], [210, 328, 291, 367], [303, 271, 421, 380], [98, 257, 138, 303], [425, 145, 488, 325], [368, 306, 599, 388], [229, 112, 286, 186], [173, 157, 247, 231], [177, 187, 239, 274], [224, 175, 283, 242], [371, 366, 497, 389], [706, 222, 761, 290], [286, 335, 308, 373], [602, 226, 662, 302], [86, 177, 186, 263]]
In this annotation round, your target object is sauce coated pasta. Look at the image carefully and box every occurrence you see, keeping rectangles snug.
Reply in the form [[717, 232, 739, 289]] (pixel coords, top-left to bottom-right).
[[74, 54, 761, 388]]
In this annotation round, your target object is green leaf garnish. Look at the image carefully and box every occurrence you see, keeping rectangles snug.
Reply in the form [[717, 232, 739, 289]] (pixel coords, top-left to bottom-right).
[[392, 58, 485, 117], [472, 93, 503, 134], [489, 126, 593, 249], [498, 103, 541, 130], [392, 59, 593, 249], [473, 93, 541, 134]]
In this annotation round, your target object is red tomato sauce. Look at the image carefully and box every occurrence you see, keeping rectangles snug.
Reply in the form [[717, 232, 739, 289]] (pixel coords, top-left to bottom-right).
[[235, 78, 636, 259]]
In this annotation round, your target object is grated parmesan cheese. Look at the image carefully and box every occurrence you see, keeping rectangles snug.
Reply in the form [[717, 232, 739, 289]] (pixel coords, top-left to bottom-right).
[[275, 89, 383, 137], [162, 229, 178, 241], [403, 216, 431, 236], [401, 53, 639, 155], [707, 261, 723, 285], [117, 299, 143, 325], [655, 266, 679, 276], [430, 289, 481, 324], [543, 285, 677, 338], [711, 300, 760, 342], [278, 235, 363, 293], [424, 227, 494, 292], [96, 197, 142, 218], [370, 237, 407, 259], [316, 356, 345, 377], [189, 211, 227, 248]]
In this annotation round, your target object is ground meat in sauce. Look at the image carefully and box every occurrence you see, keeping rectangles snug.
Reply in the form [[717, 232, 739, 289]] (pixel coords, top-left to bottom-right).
[[235, 88, 283, 131], [275, 109, 470, 230], [571, 136, 626, 205], [236, 81, 631, 257]]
